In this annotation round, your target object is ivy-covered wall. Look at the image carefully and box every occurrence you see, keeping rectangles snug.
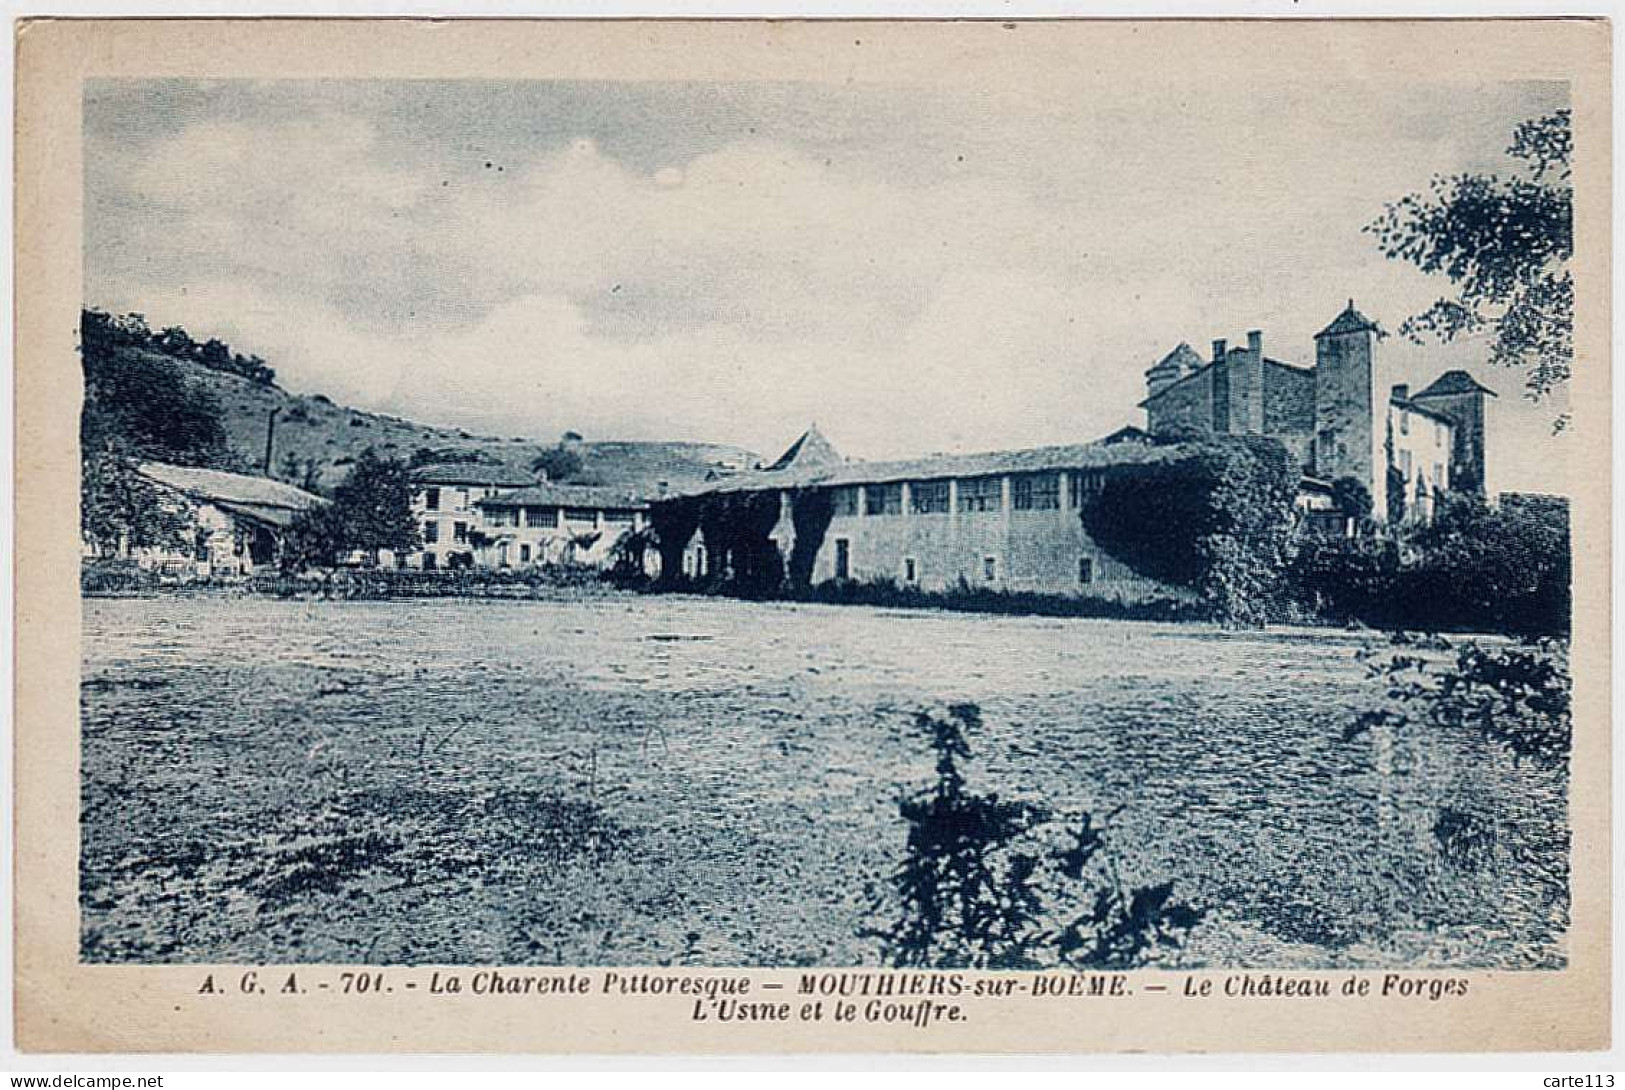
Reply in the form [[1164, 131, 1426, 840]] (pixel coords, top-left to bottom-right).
[[1078, 435, 1298, 625]]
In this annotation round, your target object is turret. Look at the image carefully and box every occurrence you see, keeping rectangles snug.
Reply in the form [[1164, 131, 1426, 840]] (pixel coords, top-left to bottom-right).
[[1313, 300, 1385, 516], [1145, 343, 1202, 401], [1410, 370, 1497, 495]]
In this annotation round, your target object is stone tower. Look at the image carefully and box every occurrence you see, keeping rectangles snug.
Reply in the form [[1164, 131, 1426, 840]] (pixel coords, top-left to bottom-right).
[[1313, 300, 1386, 518], [1409, 371, 1496, 495], [1144, 343, 1202, 401]]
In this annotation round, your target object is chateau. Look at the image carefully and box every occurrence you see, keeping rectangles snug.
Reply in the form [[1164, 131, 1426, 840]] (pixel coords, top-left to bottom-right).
[[655, 301, 1495, 599], [1142, 301, 1494, 523]]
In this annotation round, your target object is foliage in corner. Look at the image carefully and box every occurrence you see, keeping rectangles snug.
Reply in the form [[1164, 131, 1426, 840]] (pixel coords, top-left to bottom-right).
[[866, 703, 1203, 969], [1366, 110, 1572, 413], [1347, 636, 1572, 770]]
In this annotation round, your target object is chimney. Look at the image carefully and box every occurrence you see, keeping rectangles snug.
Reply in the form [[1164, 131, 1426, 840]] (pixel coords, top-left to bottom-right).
[[1391, 383, 1409, 402], [1247, 330, 1262, 358], [1211, 338, 1227, 365]]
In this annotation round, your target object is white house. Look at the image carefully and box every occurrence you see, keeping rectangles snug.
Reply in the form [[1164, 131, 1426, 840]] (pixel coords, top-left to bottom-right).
[[115, 462, 325, 577]]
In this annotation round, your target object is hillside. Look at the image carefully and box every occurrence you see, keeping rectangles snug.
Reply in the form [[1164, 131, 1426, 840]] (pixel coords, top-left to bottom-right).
[[131, 347, 759, 495]]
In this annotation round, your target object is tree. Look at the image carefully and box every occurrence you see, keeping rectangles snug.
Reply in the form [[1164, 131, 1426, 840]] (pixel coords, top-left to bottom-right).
[[80, 448, 192, 558], [80, 309, 235, 553], [329, 448, 421, 562], [1330, 475, 1373, 525], [531, 443, 584, 482], [81, 311, 232, 469], [278, 502, 348, 574], [1367, 110, 1573, 414]]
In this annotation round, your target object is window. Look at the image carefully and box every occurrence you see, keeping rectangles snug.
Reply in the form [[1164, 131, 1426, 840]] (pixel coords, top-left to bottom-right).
[[958, 476, 1000, 513], [1069, 471, 1104, 509], [983, 555, 998, 582], [424, 487, 440, 511], [603, 509, 636, 524], [520, 544, 531, 563], [1012, 472, 1059, 511], [864, 483, 902, 516], [1079, 556, 1094, 584], [831, 486, 860, 518], [564, 507, 597, 525], [904, 557, 918, 583], [454, 521, 468, 544], [422, 520, 439, 544], [834, 538, 851, 579], [911, 479, 950, 514]]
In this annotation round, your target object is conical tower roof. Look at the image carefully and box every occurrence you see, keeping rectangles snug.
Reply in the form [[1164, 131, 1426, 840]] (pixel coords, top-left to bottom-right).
[[1315, 299, 1379, 339], [765, 424, 843, 472], [1413, 370, 1498, 399], [1145, 342, 1204, 376]]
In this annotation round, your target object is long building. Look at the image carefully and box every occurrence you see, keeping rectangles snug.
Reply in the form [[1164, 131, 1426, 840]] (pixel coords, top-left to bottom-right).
[[669, 425, 1199, 600], [656, 301, 1495, 599]]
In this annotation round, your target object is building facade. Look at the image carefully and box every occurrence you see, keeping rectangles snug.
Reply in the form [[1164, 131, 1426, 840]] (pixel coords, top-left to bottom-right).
[[406, 463, 535, 570], [94, 462, 326, 578], [401, 462, 649, 572], [477, 483, 649, 569], [674, 426, 1193, 602], [1141, 301, 1492, 523]]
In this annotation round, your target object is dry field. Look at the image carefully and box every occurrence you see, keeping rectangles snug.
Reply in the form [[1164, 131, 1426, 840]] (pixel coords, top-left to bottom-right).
[[80, 593, 1568, 968]]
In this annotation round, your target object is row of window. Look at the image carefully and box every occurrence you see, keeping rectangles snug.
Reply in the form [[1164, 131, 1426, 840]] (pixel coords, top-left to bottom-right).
[[421, 520, 467, 545], [476, 507, 640, 529], [833, 540, 1096, 585], [422, 507, 637, 543], [829, 471, 1105, 518]]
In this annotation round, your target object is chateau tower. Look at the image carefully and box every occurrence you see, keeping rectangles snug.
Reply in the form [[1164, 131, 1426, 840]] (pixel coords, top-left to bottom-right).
[[1144, 343, 1202, 401], [1313, 300, 1385, 517], [1410, 371, 1496, 495]]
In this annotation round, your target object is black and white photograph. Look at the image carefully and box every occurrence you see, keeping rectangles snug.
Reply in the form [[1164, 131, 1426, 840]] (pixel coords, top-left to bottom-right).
[[13, 14, 1610, 1058]]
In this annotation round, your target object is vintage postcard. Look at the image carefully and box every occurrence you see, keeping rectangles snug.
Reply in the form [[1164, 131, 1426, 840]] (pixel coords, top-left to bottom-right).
[[13, 17, 1611, 1054]]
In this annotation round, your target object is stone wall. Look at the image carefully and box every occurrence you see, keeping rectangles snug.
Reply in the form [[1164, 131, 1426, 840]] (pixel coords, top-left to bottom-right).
[[1146, 370, 1215, 436], [804, 472, 1170, 602]]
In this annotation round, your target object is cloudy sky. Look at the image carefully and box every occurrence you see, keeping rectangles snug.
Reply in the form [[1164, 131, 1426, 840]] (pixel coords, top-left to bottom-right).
[[85, 77, 1569, 494]]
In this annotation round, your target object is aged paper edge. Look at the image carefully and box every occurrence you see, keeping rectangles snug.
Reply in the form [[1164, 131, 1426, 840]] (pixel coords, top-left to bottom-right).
[[12, 17, 1613, 1054]]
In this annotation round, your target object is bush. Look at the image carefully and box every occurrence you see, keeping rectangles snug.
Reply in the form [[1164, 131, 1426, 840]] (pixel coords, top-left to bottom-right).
[[81, 558, 161, 595], [794, 577, 1201, 623], [1347, 636, 1571, 768], [1288, 493, 1570, 637], [865, 704, 1202, 969], [1079, 436, 1298, 626]]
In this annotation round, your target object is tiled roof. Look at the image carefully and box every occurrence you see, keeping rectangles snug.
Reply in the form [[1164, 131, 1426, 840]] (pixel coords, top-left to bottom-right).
[[138, 462, 324, 511], [764, 425, 842, 472], [478, 483, 648, 509], [1139, 354, 1310, 408], [1315, 300, 1379, 339], [678, 436, 1187, 496], [410, 462, 535, 487], [1145, 343, 1204, 377], [1413, 370, 1498, 399], [1391, 396, 1458, 427]]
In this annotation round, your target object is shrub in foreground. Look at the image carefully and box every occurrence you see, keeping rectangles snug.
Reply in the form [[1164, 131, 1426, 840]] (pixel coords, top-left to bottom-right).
[[865, 703, 1203, 969]]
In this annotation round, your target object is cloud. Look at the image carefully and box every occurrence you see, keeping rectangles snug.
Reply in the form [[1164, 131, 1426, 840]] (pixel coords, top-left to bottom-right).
[[85, 78, 1572, 493]]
